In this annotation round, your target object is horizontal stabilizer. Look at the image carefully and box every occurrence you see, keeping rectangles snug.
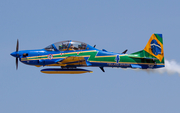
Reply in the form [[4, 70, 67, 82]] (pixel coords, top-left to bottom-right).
[[128, 56, 158, 60]]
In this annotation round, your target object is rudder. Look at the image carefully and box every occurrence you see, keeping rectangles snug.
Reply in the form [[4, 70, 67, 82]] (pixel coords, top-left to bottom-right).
[[144, 34, 164, 63]]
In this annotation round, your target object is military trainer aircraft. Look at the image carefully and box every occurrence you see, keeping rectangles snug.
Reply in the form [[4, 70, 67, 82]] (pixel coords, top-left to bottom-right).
[[10, 34, 164, 74]]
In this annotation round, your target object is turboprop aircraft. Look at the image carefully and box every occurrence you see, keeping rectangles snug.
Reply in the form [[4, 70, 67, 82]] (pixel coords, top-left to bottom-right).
[[10, 34, 165, 74]]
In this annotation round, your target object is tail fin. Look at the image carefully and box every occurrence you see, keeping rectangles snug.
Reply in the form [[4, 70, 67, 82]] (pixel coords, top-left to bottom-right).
[[144, 34, 164, 63], [130, 34, 164, 64]]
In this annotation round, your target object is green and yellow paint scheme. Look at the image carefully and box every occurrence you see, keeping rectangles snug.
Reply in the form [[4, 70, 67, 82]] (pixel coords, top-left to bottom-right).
[[11, 34, 165, 74]]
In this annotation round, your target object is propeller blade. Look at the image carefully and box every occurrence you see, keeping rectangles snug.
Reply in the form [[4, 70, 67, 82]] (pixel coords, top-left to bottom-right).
[[16, 57, 18, 70], [16, 39, 19, 70], [16, 39, 19, 52]]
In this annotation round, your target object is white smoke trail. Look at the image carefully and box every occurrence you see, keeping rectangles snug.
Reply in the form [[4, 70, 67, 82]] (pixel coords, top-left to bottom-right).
[[147, 59, 180, 75]]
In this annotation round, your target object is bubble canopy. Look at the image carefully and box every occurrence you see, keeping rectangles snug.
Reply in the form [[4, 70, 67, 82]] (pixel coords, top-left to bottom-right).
[[44, 40, 89, 51]]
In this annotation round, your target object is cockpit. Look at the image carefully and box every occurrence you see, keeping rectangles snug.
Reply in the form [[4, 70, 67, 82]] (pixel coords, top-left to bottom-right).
[[44, 40, 88, 51]]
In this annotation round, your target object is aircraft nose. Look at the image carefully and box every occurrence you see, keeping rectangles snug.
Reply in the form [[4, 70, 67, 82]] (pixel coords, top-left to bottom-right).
[[10, 51, 18, 57]]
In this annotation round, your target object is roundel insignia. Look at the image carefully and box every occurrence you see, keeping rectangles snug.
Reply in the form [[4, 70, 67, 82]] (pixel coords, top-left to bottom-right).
[[150, 39, 161, 55], [48, 54, 53, 60]]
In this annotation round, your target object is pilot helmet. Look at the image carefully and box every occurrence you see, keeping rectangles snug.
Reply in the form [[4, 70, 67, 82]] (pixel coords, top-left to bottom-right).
[[59, 45, 62, 49]]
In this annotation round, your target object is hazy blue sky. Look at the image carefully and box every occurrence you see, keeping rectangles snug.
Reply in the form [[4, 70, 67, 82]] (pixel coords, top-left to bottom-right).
[[1, 0, 180, 113]]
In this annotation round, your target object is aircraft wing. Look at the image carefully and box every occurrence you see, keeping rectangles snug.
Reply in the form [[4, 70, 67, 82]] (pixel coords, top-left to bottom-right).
[[57, 56, 87, 66]]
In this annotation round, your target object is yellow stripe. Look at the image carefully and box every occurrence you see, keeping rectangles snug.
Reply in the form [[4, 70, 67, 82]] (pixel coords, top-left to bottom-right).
[[95, 55, 116, 58], [22, 50, 97, 61], [22, 50, 124, 61]]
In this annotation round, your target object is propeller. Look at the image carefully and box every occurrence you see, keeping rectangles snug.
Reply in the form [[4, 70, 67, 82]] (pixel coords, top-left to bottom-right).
[[16, 39, 19, 52], [16, 39, 19, 70], [11, 39, 28, 70], [16, 56, 18, 70]]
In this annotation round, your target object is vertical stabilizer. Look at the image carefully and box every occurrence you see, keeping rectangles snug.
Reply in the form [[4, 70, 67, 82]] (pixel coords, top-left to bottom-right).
[[144, 34, 164, 63]]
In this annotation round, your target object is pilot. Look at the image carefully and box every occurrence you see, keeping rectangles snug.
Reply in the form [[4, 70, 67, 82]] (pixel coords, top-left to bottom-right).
[[62, 44, 67, 51], [69, 44, 75, 50], [82, 44, 86, 49], [59, 45, 62, 50], [78, 44, 82, 50]]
